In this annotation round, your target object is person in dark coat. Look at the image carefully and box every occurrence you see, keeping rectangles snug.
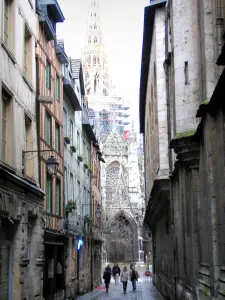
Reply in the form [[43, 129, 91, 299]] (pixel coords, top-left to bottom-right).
[[103, 264, 111, 293]]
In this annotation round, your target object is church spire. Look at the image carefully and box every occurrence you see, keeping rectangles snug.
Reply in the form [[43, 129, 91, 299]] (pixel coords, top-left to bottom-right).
[[82, 0, 110, 97]]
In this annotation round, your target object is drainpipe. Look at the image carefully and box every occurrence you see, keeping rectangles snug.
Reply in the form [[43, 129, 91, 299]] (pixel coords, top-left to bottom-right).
[[164, 1, 177, 299]]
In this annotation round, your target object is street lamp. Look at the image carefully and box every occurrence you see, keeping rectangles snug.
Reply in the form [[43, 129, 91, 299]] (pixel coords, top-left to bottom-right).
[[22, 150, 59, 177], [46, 155, 59, 176]]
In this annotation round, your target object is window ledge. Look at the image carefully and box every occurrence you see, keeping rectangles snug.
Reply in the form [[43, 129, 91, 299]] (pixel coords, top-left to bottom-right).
[[1, 42, 16, 64], [0, 161, 17, 174], [22, 75, 34, 92]]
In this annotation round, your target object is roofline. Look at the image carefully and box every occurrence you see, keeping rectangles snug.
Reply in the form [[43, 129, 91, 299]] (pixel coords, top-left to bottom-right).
[[139, 0, 167, 134]]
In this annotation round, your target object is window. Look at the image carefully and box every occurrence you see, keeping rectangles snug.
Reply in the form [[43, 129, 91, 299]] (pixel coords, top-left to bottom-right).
[[94, 36, 97, 43], [2, 92, 7, 161], [70, 173, 74, 201], [55, 74, 60, 101], [83, 141, 85, 157], [45, 112, 51, 145], [24, 114, 33, 177], [63, 108, 67, 136], [77, 180, 80, 213], [70, 120, 73, 145], [93, 56, 96, 65], [1, 89, 12, 163], [55, 122, 60, 152], [46, 174, 52, 213], [94, 23, 97, 29], [77, 131, 80, 153], [46, 60, 51, 90], [64, 167, 68, 203], [88, 36, 91, 43], [24, 23, 32, 81], [55, 179, 61, 216], [184, 61, 189, 85], [3, 0, 15, 51]]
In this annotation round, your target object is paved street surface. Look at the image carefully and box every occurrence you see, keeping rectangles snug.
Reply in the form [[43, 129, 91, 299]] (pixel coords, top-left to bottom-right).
[[77, 271, 164, 300]]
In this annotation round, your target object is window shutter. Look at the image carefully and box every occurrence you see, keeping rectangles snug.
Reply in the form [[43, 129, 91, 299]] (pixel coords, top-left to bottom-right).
[[46, 175, 52, 213], [45, 113, 51, 145], [56, 179, 60, 216]]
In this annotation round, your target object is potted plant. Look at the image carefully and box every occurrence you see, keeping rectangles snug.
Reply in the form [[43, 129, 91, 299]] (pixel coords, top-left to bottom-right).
[[70, 144, 76, 153], [84, 215, 93, 223], [84, 162, 89, 169], [77, 154, 83, 162], [64, 135, 71, 144], [65, 200, 76, 213]]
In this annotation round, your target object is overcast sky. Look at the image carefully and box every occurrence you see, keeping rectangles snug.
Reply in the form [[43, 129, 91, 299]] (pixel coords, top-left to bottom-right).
[[57, 0, 149, 129]]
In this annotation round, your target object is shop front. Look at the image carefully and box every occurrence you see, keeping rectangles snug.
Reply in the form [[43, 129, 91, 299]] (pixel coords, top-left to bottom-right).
[[43, 230, 68, 300]]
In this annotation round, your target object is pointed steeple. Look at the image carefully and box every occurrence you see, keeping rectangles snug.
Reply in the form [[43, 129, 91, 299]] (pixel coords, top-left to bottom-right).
[[82, 0, 110, 97]]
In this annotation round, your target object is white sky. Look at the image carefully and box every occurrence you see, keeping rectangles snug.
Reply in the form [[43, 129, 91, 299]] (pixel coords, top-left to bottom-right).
[[57, 0, 149, 129]]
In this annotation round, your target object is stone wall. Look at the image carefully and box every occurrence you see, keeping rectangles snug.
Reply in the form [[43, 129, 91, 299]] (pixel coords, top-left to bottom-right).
[[140, 0, 225, 299]]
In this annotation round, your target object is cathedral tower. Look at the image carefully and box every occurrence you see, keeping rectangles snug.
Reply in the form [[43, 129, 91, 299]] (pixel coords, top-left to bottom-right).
[[82, 0, 109, 96]]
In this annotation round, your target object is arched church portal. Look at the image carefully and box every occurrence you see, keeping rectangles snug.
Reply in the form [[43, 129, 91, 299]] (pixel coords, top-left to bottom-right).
[[105, 213, 138, 263]]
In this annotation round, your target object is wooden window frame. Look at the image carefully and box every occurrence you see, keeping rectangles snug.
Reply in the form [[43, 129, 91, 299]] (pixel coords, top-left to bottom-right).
[[45, 111, 52, 146], [24, 23, 32, 81], [55, 178, 61, 217], [55, 74, 60, 101], [46, 173, 52, 214], [1, 88, 13, 164], [55, 122, 60, 153], [3, 0, 15, 53], [46, 60, 51, 90]]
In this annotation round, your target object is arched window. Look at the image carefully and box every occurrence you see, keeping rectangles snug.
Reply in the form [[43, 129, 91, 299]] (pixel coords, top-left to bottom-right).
[[88, 36, 91, 43], [94, 36, 98, 43], [94, 73, 99, 93], [93, 56, 96, 65]]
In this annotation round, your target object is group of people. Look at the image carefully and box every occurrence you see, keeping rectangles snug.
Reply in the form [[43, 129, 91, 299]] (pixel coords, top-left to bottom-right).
[[103, 262, 139, 294]]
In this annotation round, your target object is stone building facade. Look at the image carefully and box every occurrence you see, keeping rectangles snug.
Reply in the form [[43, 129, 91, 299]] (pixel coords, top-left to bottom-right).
[[140, 0, 225, 299], [101, 127, 145, 264], [0, 0, 44, 299]]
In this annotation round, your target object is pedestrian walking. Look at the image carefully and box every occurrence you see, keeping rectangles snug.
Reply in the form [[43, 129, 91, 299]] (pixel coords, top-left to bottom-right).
[[120, 266, 129, 294], [130, 266, 139, 291], [112, 264, 120, 284], [103, 264, 111, 293]]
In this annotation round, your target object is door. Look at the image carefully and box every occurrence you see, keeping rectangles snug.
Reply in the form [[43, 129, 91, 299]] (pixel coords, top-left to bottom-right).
[[0, 244, 10, 300]]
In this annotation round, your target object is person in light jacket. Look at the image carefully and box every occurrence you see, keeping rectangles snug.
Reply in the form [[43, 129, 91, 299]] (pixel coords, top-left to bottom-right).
[[120, 266, 129, 294]]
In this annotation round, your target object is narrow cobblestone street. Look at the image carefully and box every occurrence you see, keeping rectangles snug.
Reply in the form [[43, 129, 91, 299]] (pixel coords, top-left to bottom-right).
[[77, 273, 164, 300]]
